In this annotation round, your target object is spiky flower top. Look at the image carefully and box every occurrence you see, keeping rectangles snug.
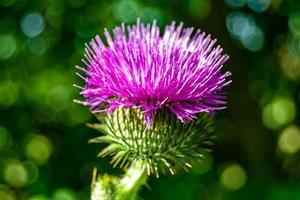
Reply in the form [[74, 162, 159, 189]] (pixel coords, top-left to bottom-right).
[[76, 19, 231, 176]]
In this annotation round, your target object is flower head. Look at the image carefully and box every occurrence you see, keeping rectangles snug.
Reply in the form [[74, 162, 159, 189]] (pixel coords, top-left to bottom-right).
[[76, 19, 231, 175], [76, 19, 231, 124]]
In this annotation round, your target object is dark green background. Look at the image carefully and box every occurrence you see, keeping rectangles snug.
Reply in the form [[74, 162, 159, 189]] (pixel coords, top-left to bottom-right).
[[1, 0, 300, 199]]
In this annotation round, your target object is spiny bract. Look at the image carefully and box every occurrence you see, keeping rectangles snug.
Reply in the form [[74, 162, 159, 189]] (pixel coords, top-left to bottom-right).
[[89, 108, 214, 177]]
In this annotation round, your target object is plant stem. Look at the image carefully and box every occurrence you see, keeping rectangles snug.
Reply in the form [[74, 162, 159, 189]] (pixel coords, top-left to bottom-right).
[[91, 161, 147, 200], [115, 161, 147, 200]]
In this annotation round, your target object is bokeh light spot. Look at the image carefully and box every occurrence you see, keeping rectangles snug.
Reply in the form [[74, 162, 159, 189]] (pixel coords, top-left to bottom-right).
[[0, 126, 13, 152], [262, 96, 296, 129], [226, 12, 265, 51], [289, 13, 300, 37], [0, 34, 16, 59], [224, 0, 246, 9], [241, 27, 265, 51], [220, 163, 247, 191], [29, 195, 49, 200], [4, 161, 28, 188], [26, 36, 47, 55], [226, 12, 255, 40], [247, 0, 271, 12], [48, 86, 70, 112], [23, 161, 39, 184], [192, 153, 213, 174], [25, 134, 53, 165], [46, 1, 64, 27], [0, 80, 19, 108], [46, 1, 65, 16], [288, 36, 300, 56], [113, 0, 139, 23], [272, 97, 295, 123], [278, 125, 300, 154], [0, 190, 15, 200], [278, 36, 300, 81], [65, 105, 90, 125], [188, 0, 211, 20], [52, 188, 77, 200], [140, 7, 164, 23], [21, 12, 45, 37]]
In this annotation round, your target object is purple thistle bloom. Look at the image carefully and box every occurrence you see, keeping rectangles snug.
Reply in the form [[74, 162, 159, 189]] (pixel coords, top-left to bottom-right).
[[76, 19, 231, 124]]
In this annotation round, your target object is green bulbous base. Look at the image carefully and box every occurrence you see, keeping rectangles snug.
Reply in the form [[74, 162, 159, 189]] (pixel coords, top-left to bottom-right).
[[89, 108, 214, 177]]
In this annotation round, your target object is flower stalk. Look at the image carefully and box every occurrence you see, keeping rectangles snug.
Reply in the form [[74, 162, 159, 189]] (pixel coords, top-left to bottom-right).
[[115, 161, 147, 200], [91, 161, 147, 200]]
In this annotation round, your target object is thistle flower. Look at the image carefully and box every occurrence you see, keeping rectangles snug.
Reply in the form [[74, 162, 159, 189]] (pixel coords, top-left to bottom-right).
[[76, 19, 231, 176], [76, 19, 231, 124]]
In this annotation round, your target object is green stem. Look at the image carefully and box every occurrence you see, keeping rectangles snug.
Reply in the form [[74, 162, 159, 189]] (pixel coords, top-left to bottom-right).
[[91, 161, 147, 200], [115, 161, 147, 200]]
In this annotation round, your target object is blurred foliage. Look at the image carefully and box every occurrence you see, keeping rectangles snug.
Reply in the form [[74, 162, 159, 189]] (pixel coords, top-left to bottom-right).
[[1, 0, 300, 199]]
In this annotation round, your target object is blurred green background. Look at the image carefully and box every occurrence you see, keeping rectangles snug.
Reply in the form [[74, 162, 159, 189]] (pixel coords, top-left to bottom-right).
[[1, 0, 300, 199]]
